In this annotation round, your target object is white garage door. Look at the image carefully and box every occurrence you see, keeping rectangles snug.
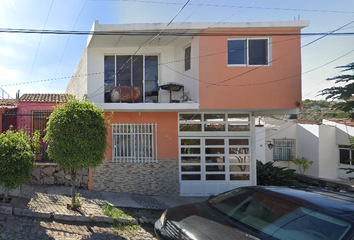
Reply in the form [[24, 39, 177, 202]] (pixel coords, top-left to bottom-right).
[[179, 113, 254, 196]]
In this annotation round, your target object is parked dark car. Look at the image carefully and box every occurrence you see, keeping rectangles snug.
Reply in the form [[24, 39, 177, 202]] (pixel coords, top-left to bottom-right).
[[154, 186, 354, 240]]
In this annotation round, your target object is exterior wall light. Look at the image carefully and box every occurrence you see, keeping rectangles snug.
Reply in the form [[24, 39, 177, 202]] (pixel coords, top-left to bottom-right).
[[266, 141, 274, 150]]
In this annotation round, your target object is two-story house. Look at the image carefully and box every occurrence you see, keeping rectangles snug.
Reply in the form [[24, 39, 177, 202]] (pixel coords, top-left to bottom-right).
[[66, 20, 309, 196]]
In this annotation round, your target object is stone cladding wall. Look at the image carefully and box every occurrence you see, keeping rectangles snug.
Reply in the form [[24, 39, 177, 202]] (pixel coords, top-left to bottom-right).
[[92, 158, 179, 196], [31, 165, 89, 189]]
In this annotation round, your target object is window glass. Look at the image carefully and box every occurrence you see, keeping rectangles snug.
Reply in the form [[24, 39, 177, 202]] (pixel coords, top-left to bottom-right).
[[230, 156, 249, 163], [205, 139, 224, 145], [145, 56, 158, 103], [206, 165, 225, 172], [179, 114, 201, 122], [340, 149, 350, 164], [207, 188, 353, 240], [229, 147, 249, 154], [228, 124, 250, 132], [228, 114, 249, 121], [228, 40, 246, 65], [181, 165, 200, 172], [206, 174, 225, 180], [181, 148, 200, 154], [181, 157, 200, 163], [179, 124, 202, 132], [249, 39, 268, 65], [227, 39, 269, 66], [182, 174, 200, 180], [116, 55, 132, 85], [206, 157, 225, 163], [230, 174, 250, 180], [104, 56, 115, 95], [181, 139, 200, 146], [229, 139, 249, 146], [205, 114, 225, 121], [206, 147, 225, 154], [230, 165, 249, 172], [185, 46, 191, 71], [205, 123, 225, 131]]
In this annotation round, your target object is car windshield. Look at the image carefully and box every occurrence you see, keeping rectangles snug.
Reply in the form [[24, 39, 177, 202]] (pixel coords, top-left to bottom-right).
[[207, 188, 353, 240]]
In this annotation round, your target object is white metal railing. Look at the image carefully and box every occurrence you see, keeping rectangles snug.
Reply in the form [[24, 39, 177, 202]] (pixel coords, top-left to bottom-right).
[[112, 123, 157, 163]]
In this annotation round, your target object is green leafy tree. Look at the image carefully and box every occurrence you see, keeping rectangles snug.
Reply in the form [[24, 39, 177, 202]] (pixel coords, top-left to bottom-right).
[[0, 129, 35, 202], [302, 99, 330, 109], [319, 62, 354, 113], [44, 98, 108, 206]]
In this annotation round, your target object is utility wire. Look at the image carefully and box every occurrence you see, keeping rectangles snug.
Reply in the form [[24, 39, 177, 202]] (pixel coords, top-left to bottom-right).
[[87, 0, 354, 14], [1, 28, 353, 36], [47, 0, 88, 92], [26, 0, 54, 92]]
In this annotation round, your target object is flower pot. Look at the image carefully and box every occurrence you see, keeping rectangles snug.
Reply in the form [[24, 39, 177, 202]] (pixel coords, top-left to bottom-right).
[[35, 154, 42, 161]]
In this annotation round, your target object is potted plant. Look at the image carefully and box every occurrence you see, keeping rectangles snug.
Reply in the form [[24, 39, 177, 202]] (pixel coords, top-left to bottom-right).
[[32, 130, 42, 161]]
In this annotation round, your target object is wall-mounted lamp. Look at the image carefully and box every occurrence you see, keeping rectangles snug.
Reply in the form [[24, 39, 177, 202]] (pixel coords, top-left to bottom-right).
[[266, 141, 274, 150]]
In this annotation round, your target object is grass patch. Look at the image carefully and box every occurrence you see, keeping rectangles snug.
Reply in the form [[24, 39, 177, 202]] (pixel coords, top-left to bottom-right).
[[101, 203, 134, 220], [101, 203, 164, 238]]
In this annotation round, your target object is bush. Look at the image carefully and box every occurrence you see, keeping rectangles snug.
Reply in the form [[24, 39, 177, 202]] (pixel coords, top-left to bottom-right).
[[257, 160, 296, 186], [0, 129, 35, 202]]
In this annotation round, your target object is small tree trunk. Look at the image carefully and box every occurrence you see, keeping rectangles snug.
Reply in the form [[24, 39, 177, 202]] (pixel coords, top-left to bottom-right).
[[2, 188, 9, 203], [71, 167, 76, 204]]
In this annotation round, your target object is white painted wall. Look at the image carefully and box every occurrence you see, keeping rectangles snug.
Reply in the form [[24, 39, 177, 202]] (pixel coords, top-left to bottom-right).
[[265, 121, 297, 169], [318, 125, 337, 179], [297, 124, 319, 176], [173, 37, 199, 103], [255, 127, 266, 163]]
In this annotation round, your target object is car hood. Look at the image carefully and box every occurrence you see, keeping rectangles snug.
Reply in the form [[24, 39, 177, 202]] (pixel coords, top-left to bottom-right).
[[165, 203, 259, 240]]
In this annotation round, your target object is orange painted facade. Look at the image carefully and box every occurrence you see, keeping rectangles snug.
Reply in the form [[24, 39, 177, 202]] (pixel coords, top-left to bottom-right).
[[198, 30, 302, 110], [104, 112, 179, 159]]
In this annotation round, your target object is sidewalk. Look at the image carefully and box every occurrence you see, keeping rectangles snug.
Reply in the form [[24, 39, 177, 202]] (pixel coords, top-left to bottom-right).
[[0, 184, 207, 224]]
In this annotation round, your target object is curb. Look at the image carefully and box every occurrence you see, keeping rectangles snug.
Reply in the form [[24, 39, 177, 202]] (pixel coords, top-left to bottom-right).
[[0, 206, 115, 223]]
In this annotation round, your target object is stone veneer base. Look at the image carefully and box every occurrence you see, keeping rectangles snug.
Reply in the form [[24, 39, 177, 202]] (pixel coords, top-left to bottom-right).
[[92, 158, 179, 196]]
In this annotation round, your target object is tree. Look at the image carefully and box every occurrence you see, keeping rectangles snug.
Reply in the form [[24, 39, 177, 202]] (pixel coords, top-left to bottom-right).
[[44, 98, 108, 207], [0, 128, 35, 202], [319, 62, 354, 113]]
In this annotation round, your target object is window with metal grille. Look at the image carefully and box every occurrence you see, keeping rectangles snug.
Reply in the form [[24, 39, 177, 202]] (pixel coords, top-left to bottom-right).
[[112, 123, 157, 163], [339, 145, 354, 165], [273, 139, 295, 161]]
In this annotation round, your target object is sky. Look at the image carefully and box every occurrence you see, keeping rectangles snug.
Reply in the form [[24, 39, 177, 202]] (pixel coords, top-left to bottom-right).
[[0, 0, 353, 100]]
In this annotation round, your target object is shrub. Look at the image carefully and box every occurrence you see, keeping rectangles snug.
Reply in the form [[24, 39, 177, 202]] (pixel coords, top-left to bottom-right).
[[257, 160, 296, 186], [292, 157, 313, 173], [0, 129, 35, 202]]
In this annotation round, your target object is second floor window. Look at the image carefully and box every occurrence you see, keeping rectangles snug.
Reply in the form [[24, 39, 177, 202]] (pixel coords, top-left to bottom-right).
[[227, 38, 269, 66], [104, 55, 158, 103]]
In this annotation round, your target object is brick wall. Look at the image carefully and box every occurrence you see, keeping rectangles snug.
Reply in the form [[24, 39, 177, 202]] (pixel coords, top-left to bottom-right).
[[92, 158, 179, 196]]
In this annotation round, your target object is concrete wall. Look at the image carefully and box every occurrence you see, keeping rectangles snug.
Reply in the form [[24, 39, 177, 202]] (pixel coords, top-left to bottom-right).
[[255, 127, 266, 163], [65, 46, 88, 99], [265, 121, 297, 169], [173, 37, 199, 103], [92, 158, 179, 196], [318, 125, 337, 179], [297, 124, 319, 176]]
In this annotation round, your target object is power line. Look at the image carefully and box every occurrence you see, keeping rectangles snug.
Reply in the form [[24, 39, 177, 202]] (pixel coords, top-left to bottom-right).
[[0, 28, 353, 36], [88, 0, 354, 14]]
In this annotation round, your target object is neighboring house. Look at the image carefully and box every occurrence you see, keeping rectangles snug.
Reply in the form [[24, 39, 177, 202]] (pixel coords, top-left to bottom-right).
[[257, 117, 354, 182], [66, 20, 309, 196], [2, 94, 71, 136], [0, 99, 18, 133]]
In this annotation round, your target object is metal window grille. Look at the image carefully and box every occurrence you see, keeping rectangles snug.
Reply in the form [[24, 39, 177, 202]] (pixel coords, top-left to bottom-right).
[[112, 123, 157, 163], [273, 139, 295, 161]]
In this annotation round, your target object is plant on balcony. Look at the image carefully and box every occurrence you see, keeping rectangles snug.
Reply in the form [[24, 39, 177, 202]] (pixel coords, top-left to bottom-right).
[[0, 128, 35, 203], [181, 91, 191, 102]]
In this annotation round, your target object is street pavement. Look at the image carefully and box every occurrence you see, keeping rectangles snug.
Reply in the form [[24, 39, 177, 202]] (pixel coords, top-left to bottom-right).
[[0, 184, 207, 239]]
